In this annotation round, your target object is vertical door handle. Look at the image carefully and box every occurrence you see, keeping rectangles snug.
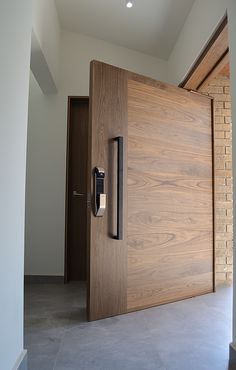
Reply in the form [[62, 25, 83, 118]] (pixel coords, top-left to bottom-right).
[[114, 136, 124, 240]]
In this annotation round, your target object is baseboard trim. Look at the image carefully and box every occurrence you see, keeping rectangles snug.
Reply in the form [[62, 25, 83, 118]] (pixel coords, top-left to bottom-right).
[[13, 350, 27, 370], [24, 275, 64, 284], [229, 343, 236, 369]]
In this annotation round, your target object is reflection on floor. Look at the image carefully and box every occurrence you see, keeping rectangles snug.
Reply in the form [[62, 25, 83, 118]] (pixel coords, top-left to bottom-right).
[[24, 283, 232, 370]]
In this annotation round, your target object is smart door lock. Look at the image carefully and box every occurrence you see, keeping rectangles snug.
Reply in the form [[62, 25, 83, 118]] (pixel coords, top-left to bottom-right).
[[94, 167, 106, 217]]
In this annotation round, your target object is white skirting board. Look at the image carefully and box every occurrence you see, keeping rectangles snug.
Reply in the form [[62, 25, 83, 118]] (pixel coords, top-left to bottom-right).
[[12, 350, 27, 370]]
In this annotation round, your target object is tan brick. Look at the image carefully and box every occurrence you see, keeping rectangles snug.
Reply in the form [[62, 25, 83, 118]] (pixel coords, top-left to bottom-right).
[[214, 101, 224, 108], [215, 158, 225, 169], [227, 224, 233, 233], [214, 131, 225, 139], [215, 256, 226, 264], [216, 177, 226, 185], [226, 185, 233, 193], [215, 124, 231, 131], [214, 116, 225, 124], [215, 146, 225, 154], [225, 116, 232, 124], [225, 161, 232, 169], [214, 139, 232, 147], [215, 108, 231, 116], [215, 209, 227, 217], [216, 265, 227, 272], [203, 75, 233, 284], [215, 240, 227, 249], [226, 272, 233, 281], [214, 108, 222, 116], [215, 248, 226, 257], [227, 240, 233, 248], [215, 193, 226, 201], [215, 224, 226, 233], [226, 265, 233, 272], [226, 248, 233, 257], [226, 209, 233, 217], [225, 146, 232, 155], [215, 203, 232, 211], [215, 170, 233, 177], [211, 94, 231, 102], [208, 86, 224, 94], [226, 178, 233, 186], [216, 272, 227, 281], [216, 264, 232, 272], [215, 185, 229, 193], [227, 193, 233, 201], [211, 78, 230, 87], [216, 232, 233, 240], [216, 155, 232, 162], [224, 102, 231, 109], [215, 217, 232, 225], [225, 131, 232, 139], [218, 205, 232, 213]]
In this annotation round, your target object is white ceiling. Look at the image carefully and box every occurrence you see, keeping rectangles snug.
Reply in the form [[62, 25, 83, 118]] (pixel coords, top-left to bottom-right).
[[55, 0, 195, 60]]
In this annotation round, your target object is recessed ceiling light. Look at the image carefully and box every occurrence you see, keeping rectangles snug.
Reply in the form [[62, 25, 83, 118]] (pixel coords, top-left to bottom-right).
[[126, 1, 133, 8]]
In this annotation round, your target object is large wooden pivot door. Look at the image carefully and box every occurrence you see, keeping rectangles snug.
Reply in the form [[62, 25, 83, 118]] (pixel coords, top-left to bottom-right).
[[88, 61, 214, 321]]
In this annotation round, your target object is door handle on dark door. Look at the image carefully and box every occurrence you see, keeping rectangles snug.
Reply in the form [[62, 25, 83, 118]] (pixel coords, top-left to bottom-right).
[[73, 191, 85, 197], [114, 136, 124, 240]]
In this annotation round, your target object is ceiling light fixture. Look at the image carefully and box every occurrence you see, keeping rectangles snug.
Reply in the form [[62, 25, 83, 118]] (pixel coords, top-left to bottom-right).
[[126, 1, 133, 8]]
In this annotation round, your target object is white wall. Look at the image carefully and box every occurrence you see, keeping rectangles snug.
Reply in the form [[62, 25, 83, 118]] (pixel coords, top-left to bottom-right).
[[60, 31, 167, 94], [0, 1, 32, 369], [25, 30, 167, 276], [25, 73, 65, 276], [32, 0, 61, 85], [168, 0, 227, 85]]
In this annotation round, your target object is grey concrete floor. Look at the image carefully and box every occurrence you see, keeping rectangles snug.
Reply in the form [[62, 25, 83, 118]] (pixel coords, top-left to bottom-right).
[[24, 283, 232, 370]]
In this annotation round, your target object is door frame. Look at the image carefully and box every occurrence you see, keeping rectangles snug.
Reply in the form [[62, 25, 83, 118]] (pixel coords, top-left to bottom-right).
[[180, 14, 230, 288], [64, 96, 89, 284], [180, 14, 228, 90]]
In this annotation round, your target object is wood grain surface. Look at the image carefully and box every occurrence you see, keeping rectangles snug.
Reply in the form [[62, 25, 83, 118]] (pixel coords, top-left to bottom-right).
[[183, 22, 228, 90], [198, 52, 229, 92], [88, 61, 214, 320], [88, 61, 128, 321], [127, 79, 214, 311]]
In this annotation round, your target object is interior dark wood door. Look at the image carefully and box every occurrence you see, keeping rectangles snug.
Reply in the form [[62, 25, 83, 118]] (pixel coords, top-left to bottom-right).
[[66, 97, 89, 281], [88, 61, 214, 321]]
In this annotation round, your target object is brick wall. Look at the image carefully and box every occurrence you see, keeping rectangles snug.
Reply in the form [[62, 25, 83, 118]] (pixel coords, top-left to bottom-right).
[[200, 75, 233, 285]]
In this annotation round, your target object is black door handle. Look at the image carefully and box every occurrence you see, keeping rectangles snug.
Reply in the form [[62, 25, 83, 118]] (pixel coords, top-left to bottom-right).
[[114, 136, 124, 240]]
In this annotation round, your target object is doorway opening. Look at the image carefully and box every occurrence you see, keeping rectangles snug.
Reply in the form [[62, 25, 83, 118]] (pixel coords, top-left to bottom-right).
[[24, 12, 233, 370], [180, 14, 233, 287], [64, 97, 89, 285], [63, 97, 90, 320]]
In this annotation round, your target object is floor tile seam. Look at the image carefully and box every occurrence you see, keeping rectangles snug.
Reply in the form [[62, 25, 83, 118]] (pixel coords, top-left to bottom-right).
[[52, 316, 77, 370]]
